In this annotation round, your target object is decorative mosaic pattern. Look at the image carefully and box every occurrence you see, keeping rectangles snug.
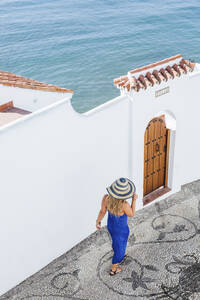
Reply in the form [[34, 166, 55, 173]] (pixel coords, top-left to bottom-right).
[[1, 180, 200, 300]]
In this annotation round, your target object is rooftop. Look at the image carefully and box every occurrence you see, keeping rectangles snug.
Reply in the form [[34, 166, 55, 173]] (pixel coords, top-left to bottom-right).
[[0, 70, 74, 94], [114, 54, 196, 92], [0, 101, 31, 127]]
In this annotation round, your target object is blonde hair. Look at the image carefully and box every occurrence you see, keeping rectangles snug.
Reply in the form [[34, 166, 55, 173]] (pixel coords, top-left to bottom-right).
[[106, 195, 125, 216]]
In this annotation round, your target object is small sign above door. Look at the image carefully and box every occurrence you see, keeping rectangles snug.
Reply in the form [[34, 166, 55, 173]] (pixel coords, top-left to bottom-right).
[[155, 86, 170, 98]]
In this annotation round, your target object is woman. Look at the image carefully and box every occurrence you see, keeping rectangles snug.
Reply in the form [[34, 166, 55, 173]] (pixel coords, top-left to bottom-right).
[[96, 177, 138, 276]]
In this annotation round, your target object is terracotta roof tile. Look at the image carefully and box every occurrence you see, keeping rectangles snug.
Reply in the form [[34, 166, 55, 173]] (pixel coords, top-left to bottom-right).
[[136, 80, 144, 91], [166, 66, 175, 79], [151, 73, 160, 85], [177, 64, 185, 75], [160, 68, 169, 81], [114, 54, 195, 92], [181, 58, 195, 71], [144, 77, 152, 87], [0, 70, 74, 94], [129, 76, 138, 89], [172, 64, 180, 77], [157, 70, 166, 82], [180, 61, 188, 73], [145, 72, 155, 86], [152, 70, 162, 84], [184, 64, 192, 73], [138, 75, 147, 89], [113, 75, 128, 85], [170, 68, 177, 77], [124, 82, 130, 91]]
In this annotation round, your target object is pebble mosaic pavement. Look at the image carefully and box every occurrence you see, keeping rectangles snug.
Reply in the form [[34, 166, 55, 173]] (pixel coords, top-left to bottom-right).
[[1, 180, 200, 300]]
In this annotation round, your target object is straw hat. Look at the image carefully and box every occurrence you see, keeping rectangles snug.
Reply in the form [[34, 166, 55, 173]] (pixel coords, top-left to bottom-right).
[[106, 177, 136, 200]]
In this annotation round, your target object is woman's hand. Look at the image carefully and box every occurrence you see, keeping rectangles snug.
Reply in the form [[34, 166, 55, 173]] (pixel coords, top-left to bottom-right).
[[132, 193, 138, 202], [96, 194, 108, 230], [96, 221, 101, 230]]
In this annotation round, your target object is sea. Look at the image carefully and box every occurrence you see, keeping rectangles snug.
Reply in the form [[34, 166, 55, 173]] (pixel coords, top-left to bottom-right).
[[0, 0, 200, 113]]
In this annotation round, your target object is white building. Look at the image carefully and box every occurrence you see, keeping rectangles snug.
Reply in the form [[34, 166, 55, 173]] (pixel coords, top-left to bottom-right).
[[0, 54, 200, 295]]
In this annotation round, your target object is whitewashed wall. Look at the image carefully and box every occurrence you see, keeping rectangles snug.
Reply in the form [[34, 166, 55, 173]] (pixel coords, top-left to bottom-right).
[[126, 64, 200, 205], [0, 95, 131, 295], [0, 84, 72, 111], [0, 64, 200, 295]]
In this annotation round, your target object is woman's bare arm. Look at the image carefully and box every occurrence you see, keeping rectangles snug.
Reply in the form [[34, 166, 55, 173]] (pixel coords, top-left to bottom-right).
[[124, 194, 138, 217], [96, 194, 108, 229]]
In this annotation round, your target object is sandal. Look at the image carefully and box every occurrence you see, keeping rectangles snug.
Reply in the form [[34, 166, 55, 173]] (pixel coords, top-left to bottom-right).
[[109, 265, 122, 276]]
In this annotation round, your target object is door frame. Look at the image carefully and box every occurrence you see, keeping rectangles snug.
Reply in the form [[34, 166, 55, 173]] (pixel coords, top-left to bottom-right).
[[164, 128, 170, 188], [143, 115, 171, 205]]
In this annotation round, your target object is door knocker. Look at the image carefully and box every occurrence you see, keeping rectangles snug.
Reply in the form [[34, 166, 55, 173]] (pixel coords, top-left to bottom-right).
[[155, 142, 160, 152]]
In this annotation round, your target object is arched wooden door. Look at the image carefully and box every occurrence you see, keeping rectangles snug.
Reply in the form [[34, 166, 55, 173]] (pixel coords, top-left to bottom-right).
[[143, 116, 169, 196]]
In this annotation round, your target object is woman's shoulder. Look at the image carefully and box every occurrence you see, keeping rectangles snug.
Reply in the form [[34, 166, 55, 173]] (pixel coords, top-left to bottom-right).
[[122, 200, 130, 213], [103, 194, 108, 202], [123, 200, 131, 208], [122, 200, 128, 207]]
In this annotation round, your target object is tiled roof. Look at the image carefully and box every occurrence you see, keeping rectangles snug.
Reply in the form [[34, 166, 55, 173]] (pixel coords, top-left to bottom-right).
[[0, 70, 74, 94], [113, 54, 196, 92]]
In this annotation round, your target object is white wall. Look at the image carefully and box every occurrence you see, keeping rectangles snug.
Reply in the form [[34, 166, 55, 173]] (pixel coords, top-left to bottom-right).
[[0, 95, 131, 295], [0, 64, 200, 295], [0, 84, 72, 112], [125, 66, 200, 207]]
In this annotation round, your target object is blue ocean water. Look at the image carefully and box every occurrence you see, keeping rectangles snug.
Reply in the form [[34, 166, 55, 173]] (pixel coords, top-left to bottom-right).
[[0, 0, 200, 112]]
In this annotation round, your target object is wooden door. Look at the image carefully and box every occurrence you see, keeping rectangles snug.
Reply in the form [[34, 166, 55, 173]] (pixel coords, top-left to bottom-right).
[[143, 116, 169, 196]]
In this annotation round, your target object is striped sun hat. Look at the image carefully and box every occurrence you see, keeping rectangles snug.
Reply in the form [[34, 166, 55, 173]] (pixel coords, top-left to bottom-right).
[[106, 177, 136, 200]]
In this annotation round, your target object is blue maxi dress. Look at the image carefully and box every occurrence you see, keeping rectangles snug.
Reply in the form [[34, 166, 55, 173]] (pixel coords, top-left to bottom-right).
[[107, 210, 130, 264]]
